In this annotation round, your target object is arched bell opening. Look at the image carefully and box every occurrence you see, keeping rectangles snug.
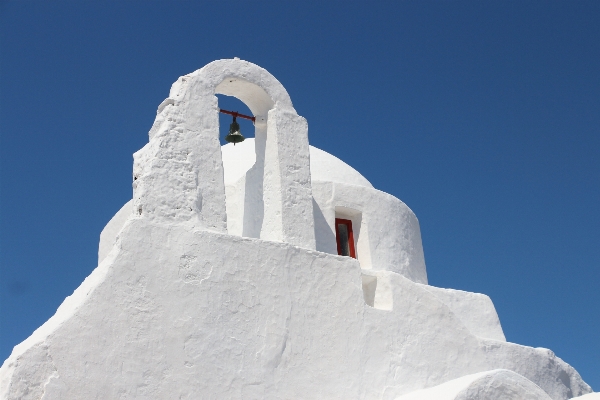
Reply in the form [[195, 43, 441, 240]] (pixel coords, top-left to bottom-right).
[[133, 59, 316, 246], [214, 78, 275, 240], [138, 59, 315, 249]]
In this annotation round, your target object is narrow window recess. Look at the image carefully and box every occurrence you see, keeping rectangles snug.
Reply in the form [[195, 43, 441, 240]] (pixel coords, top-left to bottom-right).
[[335, 218, 356, 258]]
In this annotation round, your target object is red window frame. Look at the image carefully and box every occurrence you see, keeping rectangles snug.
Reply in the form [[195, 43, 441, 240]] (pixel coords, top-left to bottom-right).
[[335, 218, 356, 258]]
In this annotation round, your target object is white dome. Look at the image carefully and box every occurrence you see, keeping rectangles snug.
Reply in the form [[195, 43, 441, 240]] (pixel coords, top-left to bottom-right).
[[221, 138, 373, 188]]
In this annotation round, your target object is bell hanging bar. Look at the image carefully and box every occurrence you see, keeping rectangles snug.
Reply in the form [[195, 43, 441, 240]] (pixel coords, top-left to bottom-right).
[[219, 108, 255, 123]]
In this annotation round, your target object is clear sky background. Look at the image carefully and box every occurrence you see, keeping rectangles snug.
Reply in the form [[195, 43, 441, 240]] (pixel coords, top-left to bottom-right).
[[1, 0, 598, 390]]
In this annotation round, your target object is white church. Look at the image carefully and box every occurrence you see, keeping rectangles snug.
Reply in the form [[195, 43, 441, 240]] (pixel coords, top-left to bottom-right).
[[0, 59, 596, 400]]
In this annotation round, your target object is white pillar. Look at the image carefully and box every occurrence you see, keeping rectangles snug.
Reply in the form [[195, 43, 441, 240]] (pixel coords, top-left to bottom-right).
[[262, 107, 316, 250]]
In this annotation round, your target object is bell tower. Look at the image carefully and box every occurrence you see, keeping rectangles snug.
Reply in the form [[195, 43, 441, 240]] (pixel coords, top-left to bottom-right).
[[133, 58, 316, 250]]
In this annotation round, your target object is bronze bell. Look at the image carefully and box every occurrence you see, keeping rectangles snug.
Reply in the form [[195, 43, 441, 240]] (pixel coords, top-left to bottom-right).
[[225, 116, 245, 145]]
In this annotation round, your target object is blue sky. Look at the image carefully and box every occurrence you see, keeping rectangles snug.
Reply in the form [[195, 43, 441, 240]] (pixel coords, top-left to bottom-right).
[[1, 0, 598, 390]]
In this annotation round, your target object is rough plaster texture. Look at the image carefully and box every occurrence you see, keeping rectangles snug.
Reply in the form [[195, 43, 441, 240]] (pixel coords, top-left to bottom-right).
[[0, 59, 594, 399], [0, 221, 592, 399], [135, 58, 315, 249]]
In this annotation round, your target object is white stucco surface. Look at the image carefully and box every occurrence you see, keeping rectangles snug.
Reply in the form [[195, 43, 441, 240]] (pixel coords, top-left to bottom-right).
[[221, 138, 373, 188], [221, 137, 427, 282], [395, 369, 553, 400], [98, 199, 132, 264], [0, 59, 594, 399], [0, 220, 592, 399], [311, 180, 428, 282], [573, 394, 600, 400], [419, 285, 506, 341]]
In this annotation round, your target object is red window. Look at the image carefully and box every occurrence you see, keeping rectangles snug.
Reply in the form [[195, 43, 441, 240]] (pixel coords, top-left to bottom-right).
[[335, 218, 356, 258]]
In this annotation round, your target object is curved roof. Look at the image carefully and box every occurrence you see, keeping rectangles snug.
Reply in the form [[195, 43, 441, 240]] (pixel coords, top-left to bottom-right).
[[221, 138, 373, 188]]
